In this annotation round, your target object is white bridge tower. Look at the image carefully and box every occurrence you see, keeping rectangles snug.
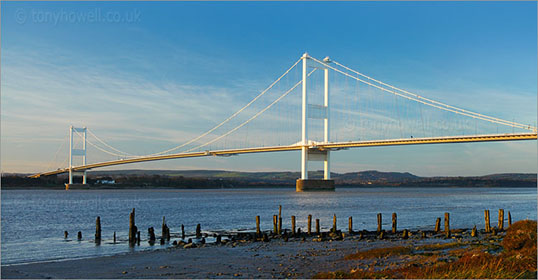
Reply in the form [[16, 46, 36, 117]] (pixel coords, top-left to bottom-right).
[[296, 53, 335, 191], [67, 125, 87, 188]]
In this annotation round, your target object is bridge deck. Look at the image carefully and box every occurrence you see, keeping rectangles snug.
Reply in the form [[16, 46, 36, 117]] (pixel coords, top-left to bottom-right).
[[29, 132, 537, 178]]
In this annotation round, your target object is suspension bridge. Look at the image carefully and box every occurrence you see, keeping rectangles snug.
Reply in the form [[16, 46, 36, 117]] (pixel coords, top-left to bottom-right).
[[29, 53, 537, 191]]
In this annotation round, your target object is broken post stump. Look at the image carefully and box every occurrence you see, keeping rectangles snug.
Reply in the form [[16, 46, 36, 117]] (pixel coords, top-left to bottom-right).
[[162, 216, 167, 239], [64, 231, 68, 239], [332, 214, 337, 232], [129, 208, 136, 245], [95, 216, 102, 242], [256, 216, 261, 236], [291, 216, 296, 235], [315, 219, 320, 235], [273, 215, 278, 234], [471, 226, 477, 237], [196, 224, 201, 239], [148, 227, 156, 243], [435, 218, 441, 233], [307, 215, 312, 235], [444, 212, 450, 238], [166, 226, 170, 241], [392, 213, 397, 234], [348, 217, 353, 234], [278, 217, 282, 235], [181, 224, 185, 239], [498, 209, 504, 231], [77, 231, 82, 240], [508, 211, 512, 227], [377, 213, 382, 233], [113, 231, 116, 243], [484, 210, 491, 233]]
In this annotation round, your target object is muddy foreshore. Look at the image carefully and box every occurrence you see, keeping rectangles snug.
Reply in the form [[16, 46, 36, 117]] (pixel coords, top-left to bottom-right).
[[1, 228, 502, 279]]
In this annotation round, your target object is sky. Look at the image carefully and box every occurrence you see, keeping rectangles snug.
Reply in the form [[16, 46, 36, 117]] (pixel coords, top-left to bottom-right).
[[1, 1, 537, 176]]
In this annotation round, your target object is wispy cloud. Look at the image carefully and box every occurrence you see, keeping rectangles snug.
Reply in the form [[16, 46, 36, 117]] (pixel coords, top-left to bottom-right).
[[1, 46, 291, 172]]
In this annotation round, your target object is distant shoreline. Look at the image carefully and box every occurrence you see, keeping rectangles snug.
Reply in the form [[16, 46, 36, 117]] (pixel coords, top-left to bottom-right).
[[2, 170, 536, 189], [2, 184, 536, 190]]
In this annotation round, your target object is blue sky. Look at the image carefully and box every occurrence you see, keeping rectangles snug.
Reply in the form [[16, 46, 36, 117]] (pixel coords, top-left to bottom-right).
[[1, 1, 536, 176]]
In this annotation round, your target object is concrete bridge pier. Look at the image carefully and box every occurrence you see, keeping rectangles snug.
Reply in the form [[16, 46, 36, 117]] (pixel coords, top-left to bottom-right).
[[65, 170, 88, 190], [296, 179, 335, 192], [296, 149, 334, 192]]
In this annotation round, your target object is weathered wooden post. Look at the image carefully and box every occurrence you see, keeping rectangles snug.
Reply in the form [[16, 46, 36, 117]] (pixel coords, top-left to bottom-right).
[[471, 226, 477, 237], [402, 229, 408, 239], [181, 224, 185, 239], [77, 231, 82, 240], [256, 216, 261, 236], [273, 215, 278, 233], [332, 214, 337, 232], [348, 217, 353, 234], [377, 213, 382, 233], [508, 211, 512, 227], [279, 205, 282, 220], [315, 219, 320, 234], [196, 224, 202, 239], [307, 215, 312, 235], [95, 216, 102, 242], [291, 216, 296, 235], [392, 213, 397, 234], [484, 210, 490, 233], [148, 227, 156, 243], [435, 218, 441, 232], [129, 208, 136, 245], [166, 226, 170, 241], [162, 216, 167, 239], [113, 231, 116, 243], [498, 209, 504, 231], [64, 231, 68, 239], [137, 231, 141, 245], [444, 212, 450, 238], [278, 217, 282, 235]]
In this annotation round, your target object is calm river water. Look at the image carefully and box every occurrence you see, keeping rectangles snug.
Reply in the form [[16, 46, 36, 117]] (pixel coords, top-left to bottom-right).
[[1, 187, 536, 265]]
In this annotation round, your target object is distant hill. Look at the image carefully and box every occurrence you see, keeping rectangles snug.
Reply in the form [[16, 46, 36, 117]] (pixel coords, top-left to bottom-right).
[[335, 170, 419, 183], [88, 169, 420, 183], [88, 169, 535, 186], [478, 173, 537, 180]]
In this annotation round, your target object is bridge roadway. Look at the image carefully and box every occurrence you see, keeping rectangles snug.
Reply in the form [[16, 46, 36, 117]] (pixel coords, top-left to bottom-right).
[[29, 132, 537, 178]]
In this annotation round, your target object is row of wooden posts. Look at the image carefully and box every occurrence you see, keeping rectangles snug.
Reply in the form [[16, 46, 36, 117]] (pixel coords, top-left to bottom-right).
[[126, 208, 203, 246], [256, 206, 511, 239], [67, 207, 512, 244]]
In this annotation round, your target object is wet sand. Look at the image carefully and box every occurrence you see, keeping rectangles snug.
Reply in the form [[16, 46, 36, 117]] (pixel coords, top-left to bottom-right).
[[1, 230, 480, 279]]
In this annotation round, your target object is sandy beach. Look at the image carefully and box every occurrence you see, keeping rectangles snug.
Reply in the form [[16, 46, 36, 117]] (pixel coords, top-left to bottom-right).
[[2, 229, 484, 279]]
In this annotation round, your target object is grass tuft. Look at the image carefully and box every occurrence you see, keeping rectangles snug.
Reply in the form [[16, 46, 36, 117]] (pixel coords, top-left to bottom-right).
[[415, 242, 461, 251], [344, 246, 412, 260]]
